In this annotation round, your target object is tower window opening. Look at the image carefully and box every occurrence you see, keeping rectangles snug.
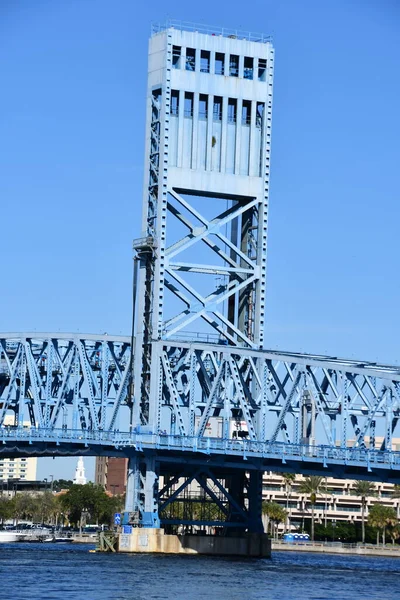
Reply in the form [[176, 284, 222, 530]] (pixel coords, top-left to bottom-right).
[[200, 50, 210, 73], [213, 96, 222, 121], [244, 57, 254, 80], [229, 54, 239, 77], [242, 100, 251, 125], [171, 90, 179, 116], [227, 98, 237, 123], [258, 58, 267, 81], [199, 94, 208, 120], [215, 52, 225, 75], [184, 92, 194, 118], [172, 46, 181, 69], [256, 102, 264, 128], [186, 48, 196, 71]]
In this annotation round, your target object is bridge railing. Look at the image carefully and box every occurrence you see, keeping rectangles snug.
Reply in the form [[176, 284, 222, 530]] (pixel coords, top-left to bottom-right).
[[1, 426, 399, 471]]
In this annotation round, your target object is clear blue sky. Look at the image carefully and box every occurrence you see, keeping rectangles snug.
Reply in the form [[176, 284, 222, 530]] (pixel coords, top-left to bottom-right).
[[1, 0, 399, 480]]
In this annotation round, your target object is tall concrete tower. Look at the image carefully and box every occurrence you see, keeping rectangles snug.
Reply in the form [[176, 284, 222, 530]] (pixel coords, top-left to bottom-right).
[[133, 22, 274, 427]]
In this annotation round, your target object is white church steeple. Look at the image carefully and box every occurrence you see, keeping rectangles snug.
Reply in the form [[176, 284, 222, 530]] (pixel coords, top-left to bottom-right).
[[73, 456, 87, 485]]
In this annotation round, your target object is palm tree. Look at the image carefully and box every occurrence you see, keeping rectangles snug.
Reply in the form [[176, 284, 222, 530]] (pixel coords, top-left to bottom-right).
[[388, 523, 400, 545], [368, 503, 397, 545], [298, 476, 325, 541], [282, 473, 296, 532], [351, 480, 376, 544], [262, 501, 287, 540]]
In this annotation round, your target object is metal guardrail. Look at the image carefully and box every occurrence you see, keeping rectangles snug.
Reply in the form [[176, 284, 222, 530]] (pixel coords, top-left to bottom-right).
[[1, 427, 400, 471], [273, 540, 400, 552], [151, 20, 272, 44]]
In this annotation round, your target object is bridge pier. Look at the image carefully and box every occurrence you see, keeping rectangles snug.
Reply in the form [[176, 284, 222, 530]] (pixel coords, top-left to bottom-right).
[[118, 527, 270, 557], [122, 454, 269, 556], [247, 471, 265, 534], [123, 453, 160, 528]]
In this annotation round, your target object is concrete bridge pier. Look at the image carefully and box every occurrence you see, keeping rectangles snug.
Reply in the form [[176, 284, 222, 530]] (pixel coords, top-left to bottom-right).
[[122, 458, 269, 557], [118, 527, 271, 557]]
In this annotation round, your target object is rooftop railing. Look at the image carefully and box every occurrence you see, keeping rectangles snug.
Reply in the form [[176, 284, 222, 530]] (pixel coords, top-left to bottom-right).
[[151, 20, 272, 44]]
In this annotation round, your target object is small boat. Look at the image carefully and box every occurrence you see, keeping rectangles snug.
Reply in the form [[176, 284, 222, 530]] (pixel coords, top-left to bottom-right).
[[43, 536, 69, 543], [0, 531, 19, 543]]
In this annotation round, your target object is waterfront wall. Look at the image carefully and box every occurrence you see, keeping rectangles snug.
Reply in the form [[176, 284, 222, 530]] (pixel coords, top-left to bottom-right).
[[272, 540, 400, 557]]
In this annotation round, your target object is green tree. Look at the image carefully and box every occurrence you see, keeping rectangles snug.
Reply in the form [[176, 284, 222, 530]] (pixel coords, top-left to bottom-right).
[[351, 480, 376, 544], [298, 476, 326, 542], [60, 483, 117, 531], [0, 496, 14, 524], [29, 491, 59, 525], [52, 479, 74, 492], [13, 493, 37, 524], [387, 523, 400, 545], [368, 503, 397, 545], [262, 501, 287, 540]]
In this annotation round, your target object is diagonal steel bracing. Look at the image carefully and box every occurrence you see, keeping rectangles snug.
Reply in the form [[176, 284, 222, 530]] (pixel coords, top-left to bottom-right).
[[1, 335, 399, 465]]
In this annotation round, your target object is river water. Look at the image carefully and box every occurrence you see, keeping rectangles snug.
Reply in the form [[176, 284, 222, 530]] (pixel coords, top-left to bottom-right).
[[1, 542, 400, 600]]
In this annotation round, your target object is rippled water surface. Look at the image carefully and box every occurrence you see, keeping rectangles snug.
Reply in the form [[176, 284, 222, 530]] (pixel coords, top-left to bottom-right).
[[1, 542, 400, 600]]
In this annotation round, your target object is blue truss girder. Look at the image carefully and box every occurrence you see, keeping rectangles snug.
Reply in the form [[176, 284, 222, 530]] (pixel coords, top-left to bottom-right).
[[0, 334, 400, 484], [0, 333, 132, 433]]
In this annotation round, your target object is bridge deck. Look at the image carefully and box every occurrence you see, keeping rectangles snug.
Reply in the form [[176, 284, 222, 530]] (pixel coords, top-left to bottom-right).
[[1, 427, 399, 483]]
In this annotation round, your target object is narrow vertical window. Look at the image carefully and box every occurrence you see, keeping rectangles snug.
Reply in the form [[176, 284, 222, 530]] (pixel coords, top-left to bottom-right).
[[229, 54, 239, 77], [244, 57, 254, 80], [227, 98, 237, 123], [213, 96, 222, 121], [258, 58, 267, 81], [186, 48, 196, 71], [152, 88, 162, 122], [172, 46, 181, 69], [199, 94, 208, 119], [256, 102, 264, 128], [171, 90, 179, 116], [215, 52, 225, 75], [200, 50, 210, 73], [242, 100, 251, 125], [184, 92, 194, 117]]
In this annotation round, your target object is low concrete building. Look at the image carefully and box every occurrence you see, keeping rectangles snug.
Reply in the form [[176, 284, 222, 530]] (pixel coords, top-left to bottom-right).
[[262, 471, 400, 531]]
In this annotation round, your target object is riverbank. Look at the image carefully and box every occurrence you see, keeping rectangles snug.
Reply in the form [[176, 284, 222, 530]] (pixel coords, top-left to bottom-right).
[[272, 539, 400, 557]]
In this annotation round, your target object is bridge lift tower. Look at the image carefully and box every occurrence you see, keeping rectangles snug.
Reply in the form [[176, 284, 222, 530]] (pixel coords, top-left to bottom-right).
[[126, 22, 275, 532]]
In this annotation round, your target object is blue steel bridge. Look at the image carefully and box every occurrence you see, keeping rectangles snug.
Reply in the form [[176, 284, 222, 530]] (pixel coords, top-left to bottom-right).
[[2, 23, 399, 532], [1, 332, 399, 530]]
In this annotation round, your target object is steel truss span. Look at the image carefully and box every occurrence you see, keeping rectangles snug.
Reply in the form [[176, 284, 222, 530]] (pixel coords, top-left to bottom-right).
[[0, 333, 132, 434], [1, 334, 399, 477]]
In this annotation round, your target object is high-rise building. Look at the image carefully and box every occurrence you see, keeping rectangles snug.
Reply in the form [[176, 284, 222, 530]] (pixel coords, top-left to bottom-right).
[[0, 456, 37, 482], [95, 457, 127, 495], [0, 415, 37, 482]]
